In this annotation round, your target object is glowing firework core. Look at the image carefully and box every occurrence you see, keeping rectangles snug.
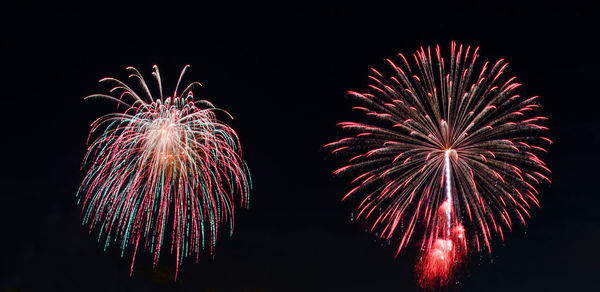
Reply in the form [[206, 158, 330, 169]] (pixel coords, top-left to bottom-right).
[[146, 109, 186, 165]]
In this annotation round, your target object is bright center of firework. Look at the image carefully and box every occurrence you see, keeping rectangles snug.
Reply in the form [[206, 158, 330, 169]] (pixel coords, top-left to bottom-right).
[[146, 117, 183, 164]]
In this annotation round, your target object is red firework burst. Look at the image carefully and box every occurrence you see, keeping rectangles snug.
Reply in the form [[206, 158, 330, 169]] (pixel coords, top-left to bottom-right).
[[326, 42, 550, 288]]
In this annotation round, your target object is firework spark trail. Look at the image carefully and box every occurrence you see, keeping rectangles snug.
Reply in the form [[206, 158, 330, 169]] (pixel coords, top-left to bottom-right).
[[443, 150, 453, 235], [78, 65, 251, 278], [417, 150, 466, 287], [326, 42, 550, 288]]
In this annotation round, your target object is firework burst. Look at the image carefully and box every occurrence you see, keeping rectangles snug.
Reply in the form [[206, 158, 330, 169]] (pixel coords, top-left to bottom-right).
[[78, 65, 251, 278], [326, 42, 550, 288]]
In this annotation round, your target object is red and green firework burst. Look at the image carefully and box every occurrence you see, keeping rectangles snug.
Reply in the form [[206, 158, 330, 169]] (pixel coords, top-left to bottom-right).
[[326, 42, 550, 288], [78, 65, 251, 278]]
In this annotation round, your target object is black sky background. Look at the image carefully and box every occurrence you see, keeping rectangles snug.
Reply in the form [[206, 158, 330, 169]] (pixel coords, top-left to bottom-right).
[[2, 2, 599, 291]]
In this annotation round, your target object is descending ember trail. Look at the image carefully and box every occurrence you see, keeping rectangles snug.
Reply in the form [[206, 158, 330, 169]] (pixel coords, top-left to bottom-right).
[[326, 42, 551, 288]]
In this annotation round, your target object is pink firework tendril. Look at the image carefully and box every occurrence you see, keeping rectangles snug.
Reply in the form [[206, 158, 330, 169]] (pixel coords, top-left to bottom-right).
[[78, 65, 251, 279], [327, 42, 550, 288]]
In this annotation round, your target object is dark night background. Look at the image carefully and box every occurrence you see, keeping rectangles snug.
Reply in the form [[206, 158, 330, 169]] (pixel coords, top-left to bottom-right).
[[1, 2, 598, 291]]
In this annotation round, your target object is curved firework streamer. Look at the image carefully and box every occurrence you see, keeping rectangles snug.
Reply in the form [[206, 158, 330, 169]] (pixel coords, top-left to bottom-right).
[[78, 65, 251, 278], [326, 42, 550, 288]]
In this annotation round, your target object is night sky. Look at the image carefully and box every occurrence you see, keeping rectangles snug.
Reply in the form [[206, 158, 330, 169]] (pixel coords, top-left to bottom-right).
[[2, 2, 598, 291]]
